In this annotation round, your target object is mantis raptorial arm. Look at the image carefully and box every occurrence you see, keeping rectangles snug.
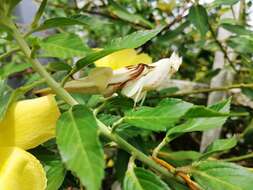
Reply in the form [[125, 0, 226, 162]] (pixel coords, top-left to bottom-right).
[[35, 67, 114, 96]]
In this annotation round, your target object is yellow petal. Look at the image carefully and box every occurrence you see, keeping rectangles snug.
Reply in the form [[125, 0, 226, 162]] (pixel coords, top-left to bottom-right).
[[0, 147, 46, 190], [133, 52, 152, 66], [95, 49, 152, 70], [0, 95, 60, 150]]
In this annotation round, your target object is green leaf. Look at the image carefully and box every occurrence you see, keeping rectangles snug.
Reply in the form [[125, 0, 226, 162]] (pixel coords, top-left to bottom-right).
[[39, 33, 91, 59], [124, 99, 193, 131], [0, 23, 12, 33], [71, 14, 112, 31], [227, 35, 253, 54], [99, 113, 121, 126], [7, 0, 21, 12], [108, 0, 154, 28], [105, 26, 164, 49], [115, 150, 130, 182], [56, 105, 104, 190], [242, 88, 253, 101], [188, 5, 209, 38], [211, 0, 240, 7], [47, 62, 72, 71], [184, 105, 231, 118], [45, 160, 66, 190], [0, 0, 22, 16], [168, 99, 230, 135], [159, 151, 202, 167], [0, 0, 21, 31], [116, 123, 151, 139], [200, 137, 237, 159], [166, 179, 190, 190], [160, 151, 202, 161], [0, 62, 31, 79], [221, 23, 253, 36], [34, 17, 88, 31], [123, 167, 171, 190], [190, 161, 253, 190], [34, 14, 110, 32], [159, 21, 190, 41], [75, 26, 163, 71]]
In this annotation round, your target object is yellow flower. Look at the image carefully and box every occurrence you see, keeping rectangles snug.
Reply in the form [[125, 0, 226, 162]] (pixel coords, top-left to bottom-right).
[[95, 49, 152, 70], [0, 147, 47, 190], [0, 95, 60, 150], [0, 95, 60, 190]]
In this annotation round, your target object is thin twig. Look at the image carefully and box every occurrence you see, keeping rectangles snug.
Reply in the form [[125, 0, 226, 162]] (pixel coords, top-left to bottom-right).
[[111, 118, 124, 132], [230, 5, 236, 20], [31, 0, 48, 29], [152, 133, 170, 157], [19, 79, 46, 92], [208, 22, 237, 71], [239, 0, 246, 25], [74, 0, 78, 9], [161, 5, 188, 33], [60, 71, 74, 87], [0, 48, 20, 60], [153, 83, 253, 98]]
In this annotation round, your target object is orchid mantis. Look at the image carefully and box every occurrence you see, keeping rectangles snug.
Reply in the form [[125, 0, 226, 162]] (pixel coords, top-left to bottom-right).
[[36, 52, 182, 104]]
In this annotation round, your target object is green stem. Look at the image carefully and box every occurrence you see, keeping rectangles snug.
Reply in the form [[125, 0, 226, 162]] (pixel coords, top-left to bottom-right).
[[31, 0, 48, 29], [96, 119, 183, 182], [60, 71, 74, 87], [8, 18, 183, 183], [153, 134, 170, 157], [127, 155, 136, 171], [223, 152, 253, 162], [93, 102, 107, 115], [152, 133, 181, 157], [239, 0, 246, 25], [0, 48, 20, 60], [111, 118, 124, 132], [9, 19, 77, 106], [18, 79, 46, 93]]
